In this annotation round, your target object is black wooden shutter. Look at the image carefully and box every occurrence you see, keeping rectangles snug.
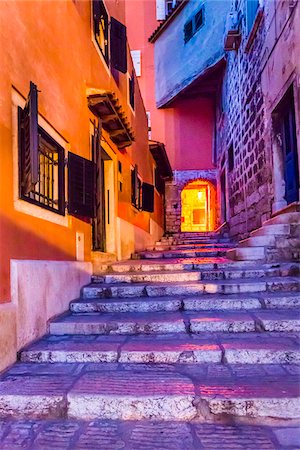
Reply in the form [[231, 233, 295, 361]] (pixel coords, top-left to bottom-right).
[[142, 182, 154, 213], [68, 152, 96, 218], [21, 81, 39, 195], [110, 17, 127, 73]]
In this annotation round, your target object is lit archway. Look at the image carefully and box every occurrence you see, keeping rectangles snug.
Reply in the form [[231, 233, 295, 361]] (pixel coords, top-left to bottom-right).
[[181, 180, 216, 232]]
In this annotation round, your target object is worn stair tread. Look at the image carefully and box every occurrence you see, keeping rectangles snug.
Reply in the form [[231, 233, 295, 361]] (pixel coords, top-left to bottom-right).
[[48, 309, 300, 336], [19, 332, 300, 365], [0, 363, 299, 420], [70, 291, 300, 313]]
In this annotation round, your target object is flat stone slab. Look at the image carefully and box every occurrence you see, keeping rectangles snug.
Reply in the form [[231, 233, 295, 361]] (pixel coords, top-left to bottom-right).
[[1, 419, 298, 450]]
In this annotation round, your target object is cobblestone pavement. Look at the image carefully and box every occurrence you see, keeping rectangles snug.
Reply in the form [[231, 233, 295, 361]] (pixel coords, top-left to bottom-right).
[[0, 419, 299, 449]]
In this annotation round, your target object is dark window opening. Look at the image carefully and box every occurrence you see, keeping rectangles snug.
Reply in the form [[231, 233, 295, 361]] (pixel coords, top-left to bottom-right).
[[228, 144, 234, 172], [184, 7, 204, 43], [18, 104, 65, 215], [195, 9, 203, 31], [119, 181, 123, 192], [118, 160, 122, 173], [93, 0, 109, 63], [184, 20, 193, 43]]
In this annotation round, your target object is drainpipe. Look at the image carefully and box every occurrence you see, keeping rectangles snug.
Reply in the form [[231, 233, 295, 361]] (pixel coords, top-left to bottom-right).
[[237, 38, 249, 236]]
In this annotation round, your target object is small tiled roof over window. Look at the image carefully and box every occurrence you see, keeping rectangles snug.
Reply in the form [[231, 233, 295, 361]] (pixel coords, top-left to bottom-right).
[[149, 0, 188, 43]]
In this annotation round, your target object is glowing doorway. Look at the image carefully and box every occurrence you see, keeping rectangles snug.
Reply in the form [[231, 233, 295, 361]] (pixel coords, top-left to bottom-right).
[[181, 180, 216, 232]]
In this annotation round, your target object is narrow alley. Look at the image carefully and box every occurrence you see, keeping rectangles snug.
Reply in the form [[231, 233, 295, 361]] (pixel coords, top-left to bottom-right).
[[0, 0, 299, 448]]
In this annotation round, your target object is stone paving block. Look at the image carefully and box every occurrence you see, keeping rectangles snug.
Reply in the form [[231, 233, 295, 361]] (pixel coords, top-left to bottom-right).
[[124, 421, 195, 450], [272, 427, 300, 448], [193, 423, 277, 449], [189, 311, 256, 333], [70, 297, 183, 314], [262, 292, 300, 309], [220, 335, 300, 364], [0, 376, 73, 419], [68, 371, 196, 421], [20, 339, 121, 363], [252, 310, 300, 332], [118, 337, 222, 364], [183, 294, 262, 311], [50, 312, 186, 336]]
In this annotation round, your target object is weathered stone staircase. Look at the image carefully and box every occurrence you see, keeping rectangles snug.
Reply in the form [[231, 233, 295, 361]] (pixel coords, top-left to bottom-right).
[[227, 209, 300, 263], [0, 231, 299, 448]]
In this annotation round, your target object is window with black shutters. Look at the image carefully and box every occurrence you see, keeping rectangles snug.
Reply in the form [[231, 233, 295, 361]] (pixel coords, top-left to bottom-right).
[[142, 182, 154, 213], [131, 165, 142, 209], [68, 152, 96, 218], [129, 72, 135, 110], [18, 83, 65, 215], [93, 0, 109, 63], [154, 167, 164, 195], [110, 16, 127, 73]]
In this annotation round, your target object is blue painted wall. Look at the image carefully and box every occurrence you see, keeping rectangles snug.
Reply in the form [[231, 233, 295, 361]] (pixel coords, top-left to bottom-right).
[[154, 0, 230, 107]]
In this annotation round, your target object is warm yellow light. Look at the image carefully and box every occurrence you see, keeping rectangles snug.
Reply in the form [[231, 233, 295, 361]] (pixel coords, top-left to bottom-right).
[[197, 191, 203, 200]]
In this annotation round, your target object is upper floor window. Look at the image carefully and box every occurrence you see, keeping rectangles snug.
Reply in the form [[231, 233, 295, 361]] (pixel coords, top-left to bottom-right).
[[246, 0, 259, 33], [93, 1, 127, 74], [156, 0, 177, 20], [93, 0, 109, 63], [184, 6, 205, 43]]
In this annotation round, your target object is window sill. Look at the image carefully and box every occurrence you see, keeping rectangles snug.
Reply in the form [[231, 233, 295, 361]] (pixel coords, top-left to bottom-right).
[[245, 7, 264, 53]]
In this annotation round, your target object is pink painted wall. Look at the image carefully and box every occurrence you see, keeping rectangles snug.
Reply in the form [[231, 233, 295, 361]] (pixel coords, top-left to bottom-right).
[[161, 97, 215, 171], [125, 0, 215, 172]]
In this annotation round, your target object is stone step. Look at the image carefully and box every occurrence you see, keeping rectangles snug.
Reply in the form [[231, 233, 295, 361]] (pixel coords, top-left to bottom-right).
[[82, 277, 299, 299], [92, 267, 285, 284], [19, 333, 300, 365], [71, 292, 300, 314], [94, 258, 258, 274], [138, 248, 231, 259], [1, 419, 299, 450], [49, 309, 300, 336], [239, 235, 276, 248], [147, 243, 234, 251], [227, 246, 265, 261], [251, 223, 291, 237], [263, 212, 300, 226], [0, 362, 299, 421]]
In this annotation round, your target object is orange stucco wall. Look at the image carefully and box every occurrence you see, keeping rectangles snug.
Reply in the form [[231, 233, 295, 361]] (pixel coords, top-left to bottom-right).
[[125, 0, 215, 171], [0, 0, 163, 303]]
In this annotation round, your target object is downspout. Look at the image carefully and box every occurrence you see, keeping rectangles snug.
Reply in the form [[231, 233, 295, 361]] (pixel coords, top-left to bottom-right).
[[237, 35, 249, 236]]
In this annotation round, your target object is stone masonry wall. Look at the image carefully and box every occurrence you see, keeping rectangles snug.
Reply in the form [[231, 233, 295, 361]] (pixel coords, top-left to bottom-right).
[[216, 0, 273, 240], [165, 169, 218, 234]]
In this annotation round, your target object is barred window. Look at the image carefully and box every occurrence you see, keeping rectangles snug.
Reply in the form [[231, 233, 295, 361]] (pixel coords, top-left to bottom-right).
[[18, 113, 65, 215]]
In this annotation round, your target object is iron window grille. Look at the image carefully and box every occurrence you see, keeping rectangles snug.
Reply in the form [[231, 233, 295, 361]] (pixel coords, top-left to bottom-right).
[[18, 110, 65, 215]]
